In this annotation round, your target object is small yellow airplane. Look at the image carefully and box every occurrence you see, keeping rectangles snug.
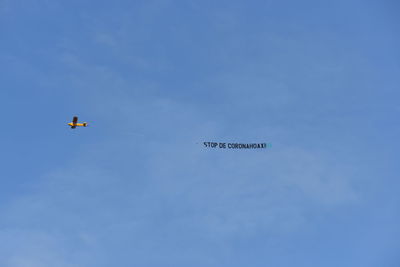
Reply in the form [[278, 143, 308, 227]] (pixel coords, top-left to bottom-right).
[[68, 116, 88, 129]]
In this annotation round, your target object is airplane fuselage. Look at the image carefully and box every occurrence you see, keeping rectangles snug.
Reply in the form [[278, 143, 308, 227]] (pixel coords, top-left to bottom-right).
[[68, 122, 87, 127]]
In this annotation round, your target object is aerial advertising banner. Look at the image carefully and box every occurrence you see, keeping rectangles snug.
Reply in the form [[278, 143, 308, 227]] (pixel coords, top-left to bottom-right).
[[203, 142, 272, 149]]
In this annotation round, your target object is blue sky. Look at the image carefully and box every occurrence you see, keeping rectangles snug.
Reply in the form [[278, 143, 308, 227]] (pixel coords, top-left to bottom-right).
[[0, 0, 399, 266]]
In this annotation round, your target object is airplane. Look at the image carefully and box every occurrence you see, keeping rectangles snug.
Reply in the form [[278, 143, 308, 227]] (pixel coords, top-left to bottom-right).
[[68, 116, 88, 129]]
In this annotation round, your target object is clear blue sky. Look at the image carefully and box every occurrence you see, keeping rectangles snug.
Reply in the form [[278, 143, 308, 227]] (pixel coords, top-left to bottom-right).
[[1, 1, 399, 266]]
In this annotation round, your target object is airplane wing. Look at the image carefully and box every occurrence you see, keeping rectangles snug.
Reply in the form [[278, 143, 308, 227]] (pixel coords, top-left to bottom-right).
[[72, 116, 78, 124]]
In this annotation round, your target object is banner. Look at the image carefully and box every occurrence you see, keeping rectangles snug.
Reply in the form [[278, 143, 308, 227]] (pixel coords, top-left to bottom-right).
[[203, 142, 272, 149]]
